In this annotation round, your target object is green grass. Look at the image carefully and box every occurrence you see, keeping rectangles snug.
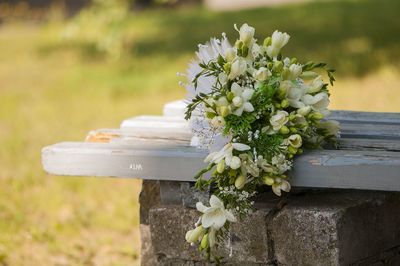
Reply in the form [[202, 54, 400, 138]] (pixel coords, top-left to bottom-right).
[[0, 0, 399, 265]]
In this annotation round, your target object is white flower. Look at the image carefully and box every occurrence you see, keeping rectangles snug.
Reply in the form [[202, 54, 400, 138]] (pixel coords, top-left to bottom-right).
[[196, 195, 237, 230], [210, 116, 225, 128], [204, 142, 251, 170], [185, 225, 205, 243], [307, 76, 324, 94], [301, 92, 330, 116], [266, 30, 290, 58], [282, 81, 307, 108], [230, 83, 254, 116], [288, 64, 302, 80], [272, 179, 291, 196], [228, 57, 247, 80], [288, 134, 302, 148], [270, 110, 289, 131], [225, 47, 236, 62], [253, 67, 271, 81], [297, 106, 311, 116], [237, 23, 255, 45], [318, 120, 340, 136]]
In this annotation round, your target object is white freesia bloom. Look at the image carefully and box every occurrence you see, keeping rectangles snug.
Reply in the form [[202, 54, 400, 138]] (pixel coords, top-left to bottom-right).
[[196, 195, 237, 230], [301, 92, 330, 116], [270, 110, 289, 131], [282, 81, 307, 108], [288, 64, 302, 80], [266, 30, 290, 58], [288, 134, 302, 148], [297, 106, 311, 116], [210, 116, 225, 128], [204, 142, 251, 170], [318, 120, 340, 136], [307, 76, 324, 93], [228, 57, 247, 80], [230, 83, 255, 116], [253, 67, 271, 81], [225, 47, 236, 62], [237, 23, 255, 45], [272, 179, 291, 196]]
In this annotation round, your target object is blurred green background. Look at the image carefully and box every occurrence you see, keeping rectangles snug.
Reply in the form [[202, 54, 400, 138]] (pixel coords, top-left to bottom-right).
[[0, 0, 399, 265]]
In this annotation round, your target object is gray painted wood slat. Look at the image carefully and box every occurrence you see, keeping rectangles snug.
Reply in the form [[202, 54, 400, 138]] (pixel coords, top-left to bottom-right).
[[42, 142, 400, 191]]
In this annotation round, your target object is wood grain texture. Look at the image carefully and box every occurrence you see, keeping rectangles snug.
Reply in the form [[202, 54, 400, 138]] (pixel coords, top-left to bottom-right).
[[42, 142, 400, 191]]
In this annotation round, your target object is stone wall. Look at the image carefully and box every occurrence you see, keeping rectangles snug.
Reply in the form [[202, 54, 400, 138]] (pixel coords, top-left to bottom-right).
[[140, 180, 400, 266]]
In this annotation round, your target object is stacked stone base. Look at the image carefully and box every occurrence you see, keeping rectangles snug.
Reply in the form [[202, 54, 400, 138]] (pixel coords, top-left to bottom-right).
[[140, 181, 400, 265]]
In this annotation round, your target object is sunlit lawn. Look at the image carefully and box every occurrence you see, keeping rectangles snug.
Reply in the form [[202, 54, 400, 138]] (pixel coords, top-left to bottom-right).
[[0, 0, 399, 265]]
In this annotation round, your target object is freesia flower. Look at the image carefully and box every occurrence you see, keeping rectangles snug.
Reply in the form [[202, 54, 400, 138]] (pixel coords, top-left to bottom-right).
[[230, 83, 255, 116], [282, 81, 307, 108], [318, 120, 340, 136], [307, 76, 324, 94], [204, 142, 251, 170], [196, 195, 237, 230], [225, 47, 236, 62], [288, 64, 302, 80], [272, 179, 291, 196], [270, 110, 289, 131], [266, 30, 290, 58], [228, 57, 247, 80], [210, 116, 225, 128], [237, 23, 255, 45], [287, 134, 302, 148], [301, 92, 330, 116], [253, 67, 271, 81]]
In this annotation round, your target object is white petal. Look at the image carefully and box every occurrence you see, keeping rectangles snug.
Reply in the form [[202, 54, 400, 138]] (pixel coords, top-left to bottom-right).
[[204, 152, 218, 163], [243, 102, 254, 112], [242, 88, 254, 101], [233, 105, 244, 116], [272, 184, 282, 196], [201, 213, 214, 228], [229, 156, 241, 170], [232, 143, 251, 151], [231, 82, 243, 96], [209, 195, 224, 208], [212, 211, 227, 230], [196, 202, 209, 213], [281, 180, 291, 192], [225, 210, 237, 222]]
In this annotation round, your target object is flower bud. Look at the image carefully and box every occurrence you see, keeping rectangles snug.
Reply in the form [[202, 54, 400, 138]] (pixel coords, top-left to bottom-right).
[[200, 233, 209, 249], [185, 225, 205, 243], [219, 106, 230, 117], [217, 160, 225, 174], [263, 37, 272, 47], [227, 91, 235, 101], [279, 126, 290, 135], [312, 112, 324, 120], [263, 175, 274, 186], [281, 99, 289, 108], [300, 71, 318, 80], [290, 58, 298, 64], [273, 61, 283, 72], [289, 127, 297, 133], [235, 175, 246, 189], [206, 112, 216, 119], [288, 146, 297, 154]]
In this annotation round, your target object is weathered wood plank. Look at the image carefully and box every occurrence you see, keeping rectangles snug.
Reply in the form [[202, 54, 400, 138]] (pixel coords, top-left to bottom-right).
[[42, 142, 400, 191], [162, 100, 400, 125]]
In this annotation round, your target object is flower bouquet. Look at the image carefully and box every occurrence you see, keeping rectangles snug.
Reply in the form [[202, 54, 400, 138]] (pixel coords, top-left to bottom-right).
[[182, 23, 339, 262]]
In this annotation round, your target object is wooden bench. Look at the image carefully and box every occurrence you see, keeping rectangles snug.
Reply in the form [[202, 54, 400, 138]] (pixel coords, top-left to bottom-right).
[[41, 100, 400, 266]]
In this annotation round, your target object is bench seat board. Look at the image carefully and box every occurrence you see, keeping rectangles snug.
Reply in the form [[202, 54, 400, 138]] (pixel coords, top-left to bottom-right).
[[42, 141, 400, 191]]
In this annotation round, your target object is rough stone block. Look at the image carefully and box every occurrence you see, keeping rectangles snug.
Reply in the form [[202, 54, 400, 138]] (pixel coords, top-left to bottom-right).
[[149, 205, 273, 264], [272, 190, 400, 266]]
